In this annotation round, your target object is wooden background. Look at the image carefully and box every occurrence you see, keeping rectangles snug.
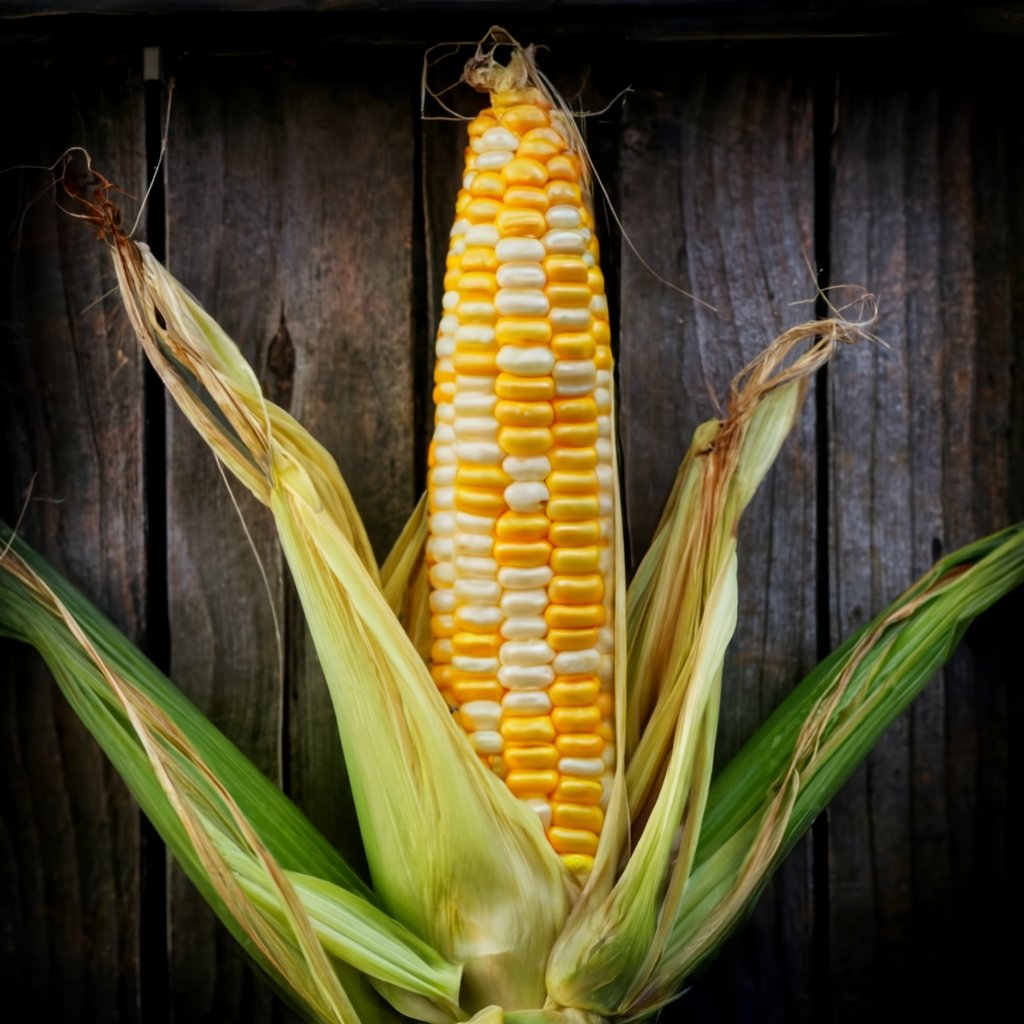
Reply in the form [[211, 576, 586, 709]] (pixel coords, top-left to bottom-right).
[[2, 5, 1022, 1022]]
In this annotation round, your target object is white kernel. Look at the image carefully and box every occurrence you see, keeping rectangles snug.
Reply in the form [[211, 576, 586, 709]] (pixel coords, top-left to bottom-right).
[[470, 731, 504, 755], [598, 416, 611, 438], [598, 518, 614, 542], [500, 589, 548, 616], [442, 290, 459, 310], [598, 549, 613, 577], [496, 238, 546, 263], [457, 301, 496, 321], [435, 335, 455, 358], [453, 417, 499, 441], [599, 772, 612, 810], [597, 626, 614, 653], [454, 533, 494, 556], [479, 127, 520, 151], [465, 224, 501, 247], [426, 537, 453, 562], [552, 649, 600, 674], [476, 150, 514, 170], [456, 374, 497, 393], [454, 393, 497, 415], [433, 443, 456, 465], [461, 700, 502, 730], [454, 578, 501, 603], [594, 386, 611, 412], [456, 603, 502, 629], [428, 589, 456, 613], [553, 360, 597, 395], [435, 402, 456, 423], [543, 229, 586, 254], [452, 655, 499, 674], [499, 664, 556, 689], [596, 369, 612, 387], [498, 565, 553, 590], [434, 422, 455, 444], [526, 797, 552, 829], [497, 345, 555, 376], [430, 464, 457, 486], [590, 295, 609, 318], [583, 251, 595, 267], [501, 640, 555, 667], [449, 239, 466, 257], [463, 169, 478, 190], [602, 743, 616, 769], [549, 307, 592, 331], [503, 455, 552, 481], [505, 480, 550, 512], [597, 653, 614, 686], [503, 690, 553, 714], [450, 218, 470, 237], [595, 438, 613, 462], [429, 563, 456, 587], [580, 227, 593, 244], [430, 486, 455, 511], [429, 511, 456, 536], [500, 616, 547, 640], [439, 314, 460, 334], [545, 204, 582, 229], [455, 556, 498, 578], [495, 289, 550, 317], [455, 441, 504, 465], [455, 325, 497, 346], [496, 262, 546, 289], [558, 757, 604, 778], [598, 495, 613, 516], [456, 511, 498, 535]]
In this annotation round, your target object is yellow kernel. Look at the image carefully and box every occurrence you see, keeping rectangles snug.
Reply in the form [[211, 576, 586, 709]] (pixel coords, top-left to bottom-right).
[[495, 401, 554, 427], [452, 632, 502, 657], [592, 319, 611, 345], [554, 397, 598, 422], [548, 496, 601, 521], [499, 426, 553, 456], [587, 268, 605, 292], [439, 687, 457, 709], [548, 826, 599, 856], [495, 373, 555, 401], [430, 664, 453, 688], [466, 197, 502, 222], [562, 853, 595, 877], [457, 465, 510, 489], [546, 603, 605, 629], [548, 520, 600, 546], [470, 172, 506, 198], [546, 153, 582, 180], [549, 448, 598, 471], [550, 546, 601, 574], [503, 186, 549, 211], [430, 614, 456, 638], [504, 744, 559, 770], [548, 471, 599, 497], [454, 487, 506, 516], [453, 679, 503, 704], [495, 319, 553, 345], [545, 180, 583, 205], [494, 539, 552, 568], [430, 639, 452, 664], [518, 137, 562, 160], [496, 513, 550, 541], [501, 716, 556, 744], [596, 692, 614, 717], [544, 255, 589, 282], [454, 607, 500, 634], [551, 422, 600, 448], [595, 346, 613, 370], [455, 301, 497, 324], [546, 284, 592, 307], [549, 677, 601, 705], [553, 803, 604, 832], [468, 116, 497, 137], [556, 733, 604, 757], [551, 334, 596, 360], [455, 192, 472, 214], [452, 350, 499, 376], [596, 721, 615, 743], [554, 777, 603, 804], [502, 157, 548, 187], [549, 574, 604, 605], [499, 104, 550, 134], [496, 208, 548, 237], [522, 126, 566, 145], [443, 268, 461, 291], [456, 272, 497, 295], [553, 705, 602, 732], [461, 247, 499, 272], [549, 628, 600, 652], [507, 769, 559, 796]]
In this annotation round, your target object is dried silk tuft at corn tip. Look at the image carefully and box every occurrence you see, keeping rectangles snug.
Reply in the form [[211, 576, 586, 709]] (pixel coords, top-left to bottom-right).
[[427, 62, 615, 878]]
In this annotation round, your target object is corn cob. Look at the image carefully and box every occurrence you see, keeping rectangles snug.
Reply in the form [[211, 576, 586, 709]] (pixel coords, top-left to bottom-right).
[[427, 55, 615, 877]]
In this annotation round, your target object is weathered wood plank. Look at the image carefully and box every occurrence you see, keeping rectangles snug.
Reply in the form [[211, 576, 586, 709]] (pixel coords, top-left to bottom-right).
[[828, 44, 1024, 1022], [0, 55, 148, 1022], [616, 46, 819, 1022]]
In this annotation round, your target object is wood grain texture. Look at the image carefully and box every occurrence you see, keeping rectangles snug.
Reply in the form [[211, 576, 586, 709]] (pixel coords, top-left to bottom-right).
[[616, 45, 820, 1023], [827, 41, 1024, 1022], [0, 55, 148, 1022]]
